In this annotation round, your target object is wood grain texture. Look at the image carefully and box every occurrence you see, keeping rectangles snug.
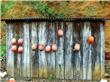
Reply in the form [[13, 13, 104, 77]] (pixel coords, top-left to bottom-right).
[[6, 23, 15, 77], [31, 22, 39, 77], [65, 22, 73, 79], [38, 22, 48, 78], [22, 22, 31, 78], [56, 22, 64, 79]]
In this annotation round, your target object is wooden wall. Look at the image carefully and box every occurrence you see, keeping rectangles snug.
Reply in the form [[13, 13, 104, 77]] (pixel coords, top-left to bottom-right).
[[6, 21, 105, 81]]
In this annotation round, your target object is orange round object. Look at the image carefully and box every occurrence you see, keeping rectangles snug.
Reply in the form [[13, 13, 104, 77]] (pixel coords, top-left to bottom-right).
[[8, 78, 15, 82], [31, 44, 37, 51], [18, 47, 23, 53], [87, 36, 95, 44], [11, 45, 17, 53], [11, 38, 17, 45], [51, 44, 57, 51], [58, 29, 63, 37], [45, 46, 51, 52], [38, 44, 45, 51], [18, 38, 23, 45]]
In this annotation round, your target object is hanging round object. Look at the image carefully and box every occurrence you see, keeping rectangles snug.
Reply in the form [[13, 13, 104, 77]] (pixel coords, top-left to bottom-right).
[[18, 38, 23, 45], [11, 45, 17, 53], [73, 43, 80, 51], [45, 45, 51, 52], [87, 36, 95, 44], [31, 44, 37, 51], [51, 44, 57, 51], [38, 44, 45, 51], [8, 78, 15, 82], [58, 29, 64, 37], [18, 47, 23, 53], [11, 38, 17, 45]]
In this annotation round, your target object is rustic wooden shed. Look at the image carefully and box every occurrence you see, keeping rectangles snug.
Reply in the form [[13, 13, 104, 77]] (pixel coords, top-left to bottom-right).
[[1, 17, 109, 81]]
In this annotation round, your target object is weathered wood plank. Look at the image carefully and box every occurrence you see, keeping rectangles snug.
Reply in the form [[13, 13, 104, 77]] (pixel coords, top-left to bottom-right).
[[6, 23, 15, 77], [65, 22, 73, 79], [72, 22, 81, 80], [38, 22, 48, 78], [16, 23, 23, 78], [81, 22, 92, 80], [56, 22, 64, 79], [22, 22, 31, 78], [99, 23, 105, 79], [31, 22, 39, 77], [46, 22, 56, 79]]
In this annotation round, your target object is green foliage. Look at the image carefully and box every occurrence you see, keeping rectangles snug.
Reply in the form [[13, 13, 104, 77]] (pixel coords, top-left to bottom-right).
[[1, 1, 15, 16], [31, 1, 64, 18], [86, 6, 95, 16], [0, 44, 6, 57]]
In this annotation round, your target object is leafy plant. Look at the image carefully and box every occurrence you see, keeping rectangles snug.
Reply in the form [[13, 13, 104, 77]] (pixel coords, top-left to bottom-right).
[[0, 44, 6, 57]]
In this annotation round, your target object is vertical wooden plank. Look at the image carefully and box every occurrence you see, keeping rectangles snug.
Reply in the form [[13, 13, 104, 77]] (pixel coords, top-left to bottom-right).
[[22, 22, 31, 78], [38, 22, 47, 78], [56, 22, 64, 79], [46, 22, 56, 79], [65, 22, 73, 79], [81, 22, 92, 80], [6, 23, 15, 77], [99, 23, 105, 79], [72, 22, 81, 80], [31, 22, 39, 78], [92, 23, 101, 80]]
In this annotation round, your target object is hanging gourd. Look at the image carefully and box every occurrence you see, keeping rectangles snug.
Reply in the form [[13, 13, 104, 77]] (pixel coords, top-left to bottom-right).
[[11, 38, 17, 45], [45, 45, 51, 52], [18, 46, 23, 53], [51, 44, 57, 51], [18, 38, 23, 45], [8, 78, 15, 82], [38, 44, 45, 51], [31, 44, 37, 51], [58, 29, 64, 37], [11, 45, 17, 53], [73, 43, 80, 51], [87, 36, 95, 45]]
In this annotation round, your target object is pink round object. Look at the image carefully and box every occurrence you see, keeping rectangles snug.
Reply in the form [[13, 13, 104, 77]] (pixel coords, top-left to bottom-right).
[[73, 43, 80, 51], [18, 46, 23, 53], [11, 38, 17, 45], [52, 44, 57, 51], [18, 38, 23, 45], [8, 78, 15, 82], [31, 44, 37, 51], [58, 29, 63, 37], [38, 44, 45, 51], [11, 45, 17, 53], [45, 46, 51, 52]]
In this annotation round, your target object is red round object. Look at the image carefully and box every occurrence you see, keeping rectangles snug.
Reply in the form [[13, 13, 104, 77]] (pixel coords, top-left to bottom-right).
[[11, 38, 17, 45], [18, 39, 23, 45], [87, 36, 95, 44], [8, 78, 15, 82], [52, 44, 57, 51], [11, 45, 17, 53], [105, 52, 110, 60], [31, 44, 37, 51], [58, 29, 63, 37], [38, 44, 45, 51], [45, 46, 51, 52], [18, 47, 23, 53]]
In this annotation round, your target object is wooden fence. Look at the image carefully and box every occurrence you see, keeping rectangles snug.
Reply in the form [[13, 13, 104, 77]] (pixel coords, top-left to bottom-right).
[[5, 20, 105, 81]]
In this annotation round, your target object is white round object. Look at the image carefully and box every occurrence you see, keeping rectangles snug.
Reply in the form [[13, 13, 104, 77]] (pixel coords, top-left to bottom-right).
[[74, 43, 80, 51]]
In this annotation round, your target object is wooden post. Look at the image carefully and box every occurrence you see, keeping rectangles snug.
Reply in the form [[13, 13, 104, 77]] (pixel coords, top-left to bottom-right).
[[38, 22, 48, 78], [22, 22, 31, 78], [65, 22, 73, 79], [56, 22, 64, 79], [81, 22, 92, 80], [31, 22, 39, 78], [6, 23, 15, 77]]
